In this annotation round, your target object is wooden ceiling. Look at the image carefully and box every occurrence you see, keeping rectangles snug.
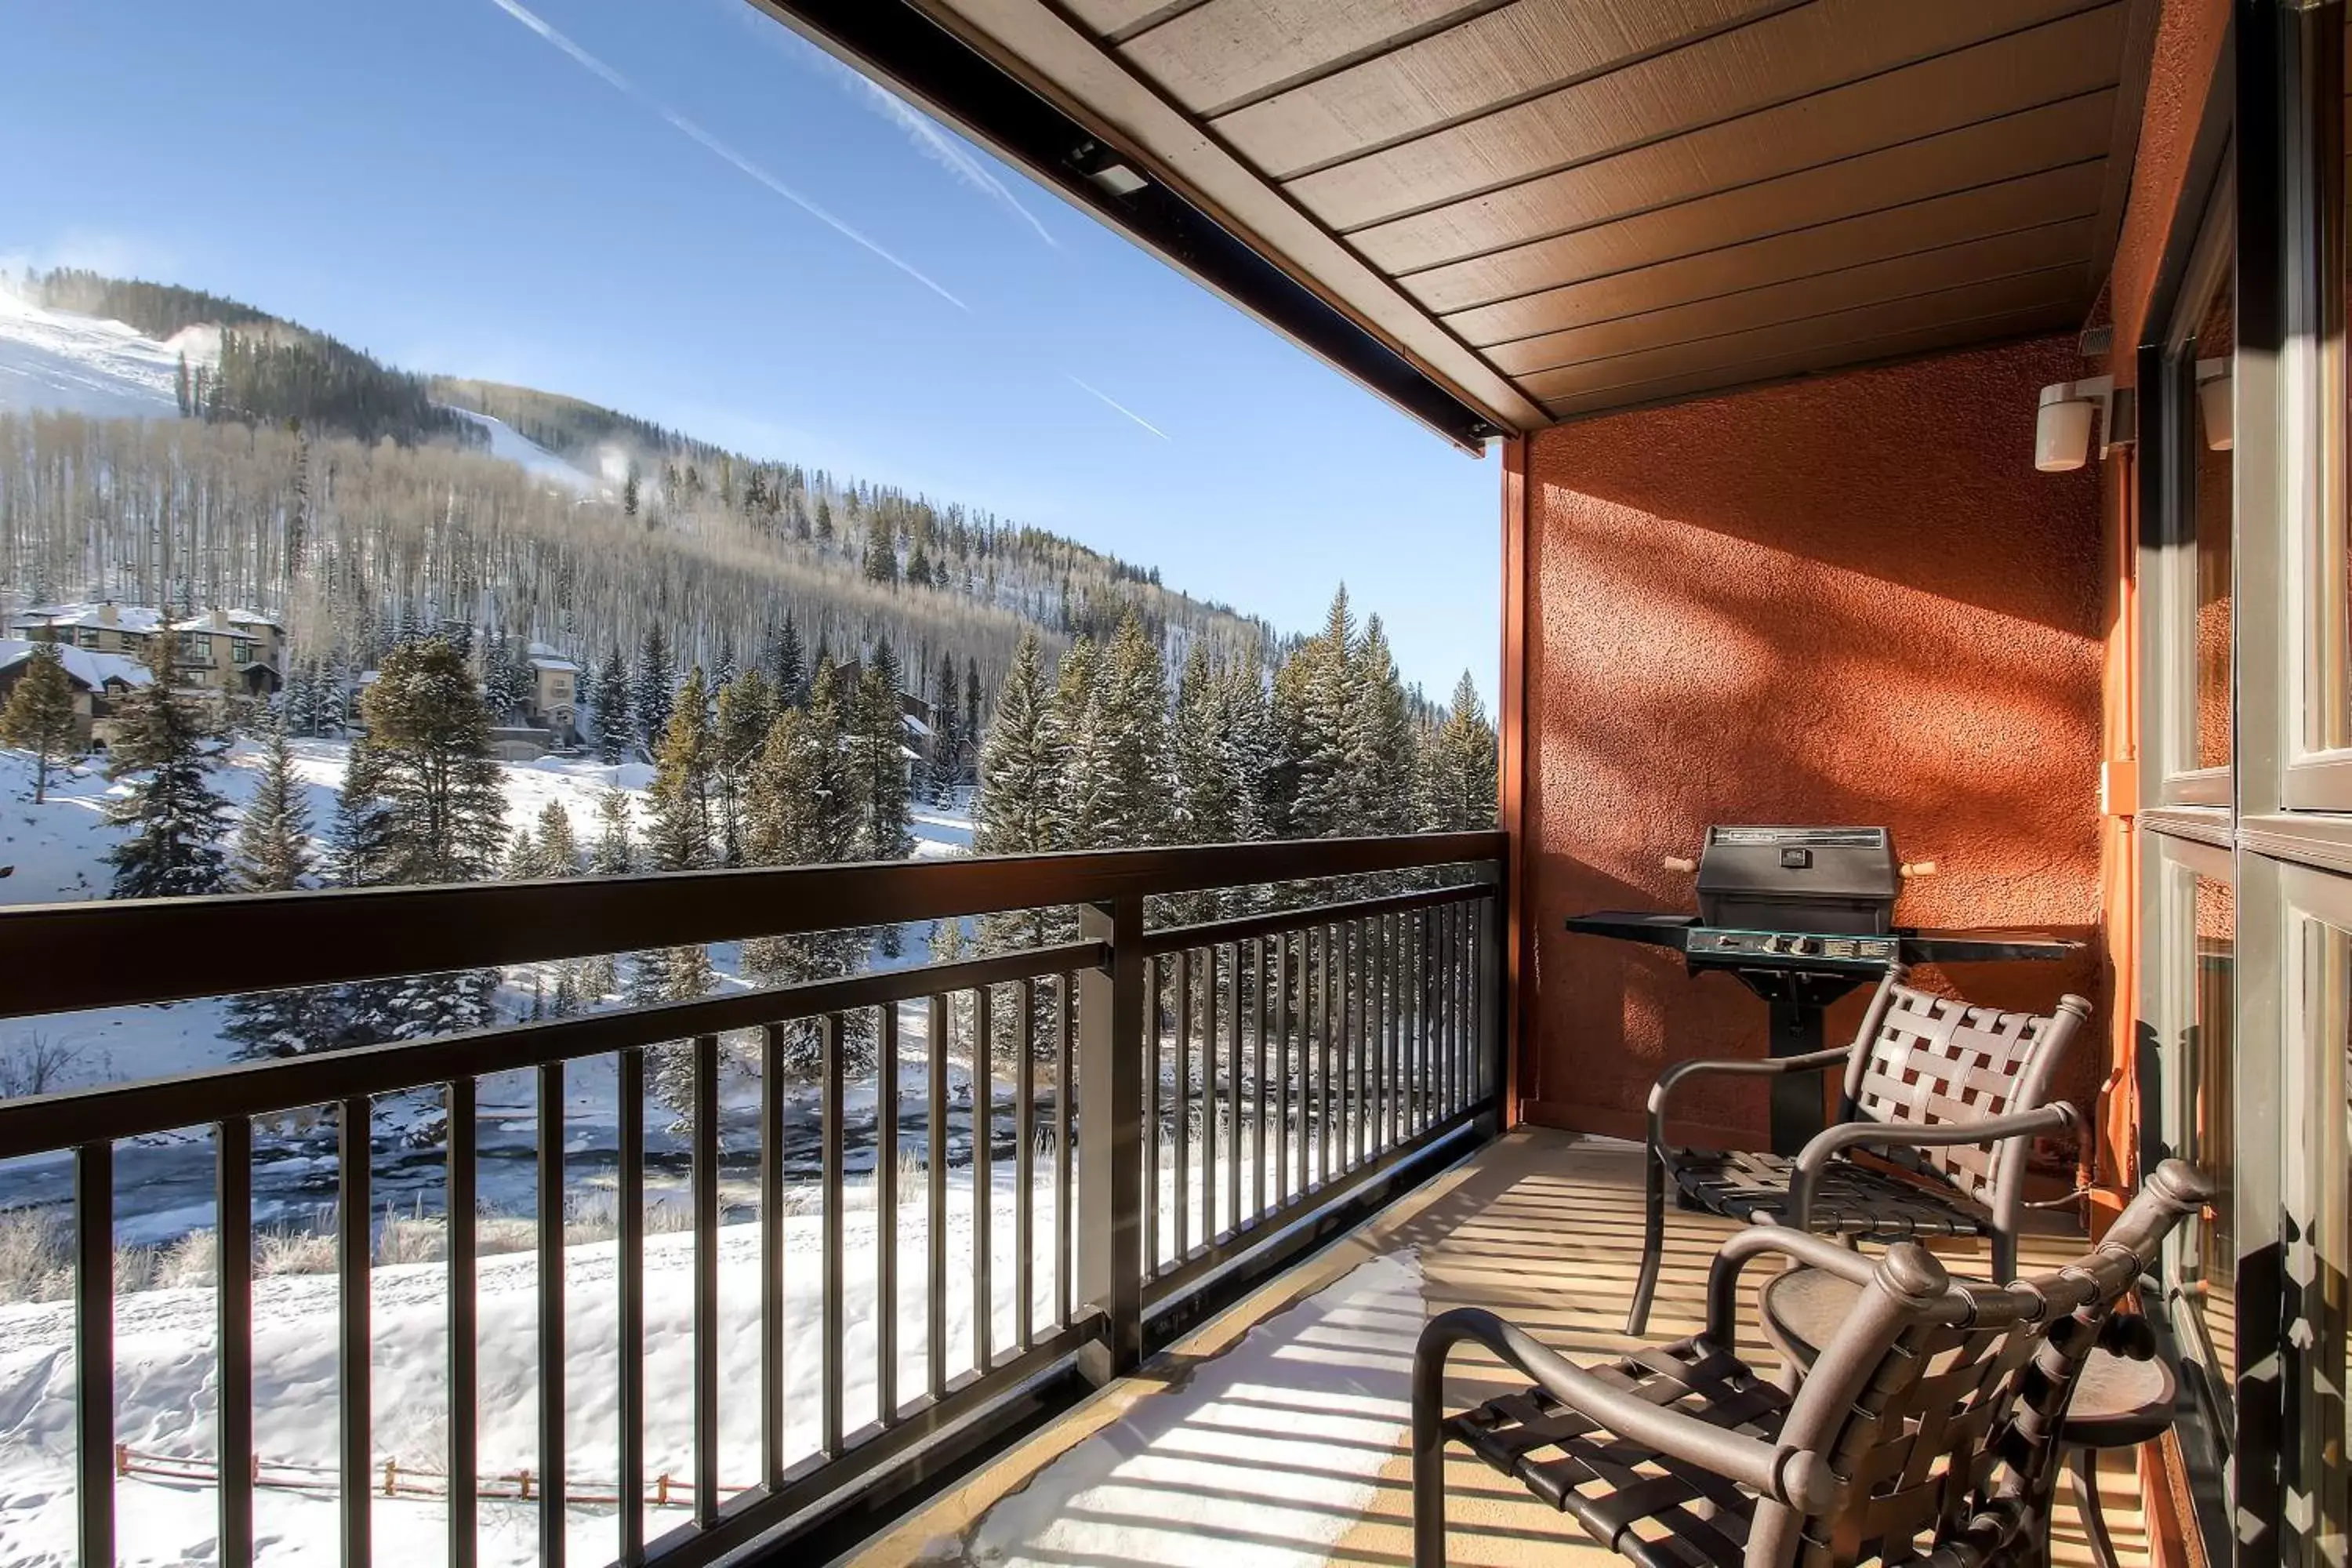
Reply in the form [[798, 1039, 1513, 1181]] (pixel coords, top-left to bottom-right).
[[889, 0, 2157, 437]]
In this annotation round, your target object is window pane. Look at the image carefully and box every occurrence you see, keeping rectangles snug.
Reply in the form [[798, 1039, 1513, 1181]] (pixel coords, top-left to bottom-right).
[[2193, 277, 2234, 771], [2184, 873, 2236, 1381]]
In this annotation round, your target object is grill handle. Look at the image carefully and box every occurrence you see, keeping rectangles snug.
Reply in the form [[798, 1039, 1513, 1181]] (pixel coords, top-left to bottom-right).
[[1900, 861, 1939, 879], [1661, 855, 1697, 875]]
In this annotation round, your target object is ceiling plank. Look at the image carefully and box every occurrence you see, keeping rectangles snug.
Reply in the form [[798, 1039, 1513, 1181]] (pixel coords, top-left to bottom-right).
[[1450, 163, 2106, 349], [1208, 0, 1790, 175], [1537, 303, 2083, 419], [1485, 220, 2095, 376], [1065, 0, 1210, 39], [1348, 13, 2130, 274], [1519, 267, 2084, 402], [1115, 0, 1508, 114], [1401, 92, 2116, 315], [1287, 0, 2121, 234]]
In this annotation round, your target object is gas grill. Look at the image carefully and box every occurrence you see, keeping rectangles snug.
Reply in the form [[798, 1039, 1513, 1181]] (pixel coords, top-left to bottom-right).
[[1566, 826, 2075, 1152]]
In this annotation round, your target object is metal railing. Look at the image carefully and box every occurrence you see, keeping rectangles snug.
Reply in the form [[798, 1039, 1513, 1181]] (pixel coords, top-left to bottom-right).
[[0, 830, 1506, 1567]]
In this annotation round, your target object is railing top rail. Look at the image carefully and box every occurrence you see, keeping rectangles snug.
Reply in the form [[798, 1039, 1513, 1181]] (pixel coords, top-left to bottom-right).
[[0, 831, 1504, 1022], [1137, 877, 1493, 957], [0, 940, 1109, 1160]]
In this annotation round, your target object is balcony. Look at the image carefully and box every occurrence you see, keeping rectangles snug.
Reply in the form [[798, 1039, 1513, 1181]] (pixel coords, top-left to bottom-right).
[[0, 833, 1507, 1567]]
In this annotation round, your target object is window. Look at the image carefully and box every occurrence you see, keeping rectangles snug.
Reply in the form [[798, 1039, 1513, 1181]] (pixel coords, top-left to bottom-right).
[[2155, 186, 2238, 804], [75, 626, 100, 648]]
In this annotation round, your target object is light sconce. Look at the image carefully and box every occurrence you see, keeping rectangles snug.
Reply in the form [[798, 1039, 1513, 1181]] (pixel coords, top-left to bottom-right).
[[2196, 358, 2232, 451], [2034, 375, 2132, 472]]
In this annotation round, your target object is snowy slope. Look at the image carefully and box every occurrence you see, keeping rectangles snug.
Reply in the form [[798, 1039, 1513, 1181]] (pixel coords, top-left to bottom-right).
[[0, 289, 214, 419], [443, 406, 601, 495]]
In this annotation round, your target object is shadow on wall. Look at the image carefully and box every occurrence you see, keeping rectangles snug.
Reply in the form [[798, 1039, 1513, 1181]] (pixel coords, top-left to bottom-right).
[[1526, 336, 2107, 1142]]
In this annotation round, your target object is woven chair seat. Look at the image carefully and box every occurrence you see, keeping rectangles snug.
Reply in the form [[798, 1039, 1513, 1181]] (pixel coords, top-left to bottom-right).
[[1666, 1147, 1989, 1241], [1446, 1338, 1791, 1568]]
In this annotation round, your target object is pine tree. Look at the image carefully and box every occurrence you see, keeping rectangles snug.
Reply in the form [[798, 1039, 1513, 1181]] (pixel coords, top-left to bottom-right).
[[506, 800, 583, 879], [646, 665, 715, 872], [852, 640, 913, 861], [592, 646, 632, 764], [964, 655, 982, 766], [0, 642, 80, 802], [1421, 673, 1499, 831], [712, 667, 775, 866], [740, 688, 870, 1073], [1169, 647, 1235, 848], [358, 638, 508, 884], [974, 630, 1062, 952], [1291, 587, 1359, 837], [1051, 636, 1107, 851], [329, 740, 394, 887], [104, 648, 231, 899], [1349, 615, 1417, 835], [231, 724, 314, 891], [931, 649, 960, 801], [1092, 611, 1168, 848], [592, 786, 635, 873], [633, 624, 673, 753], [767, 612, 808, 708]]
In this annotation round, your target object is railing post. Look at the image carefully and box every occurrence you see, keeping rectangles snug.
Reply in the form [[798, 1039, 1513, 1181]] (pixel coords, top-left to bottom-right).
[[1077, 895, 1145, 1385], [1475, 862, 1504, 1136]]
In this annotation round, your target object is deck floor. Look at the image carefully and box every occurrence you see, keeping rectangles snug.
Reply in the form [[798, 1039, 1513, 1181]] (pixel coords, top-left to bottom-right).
[[847, 1131, 2151, 1567]]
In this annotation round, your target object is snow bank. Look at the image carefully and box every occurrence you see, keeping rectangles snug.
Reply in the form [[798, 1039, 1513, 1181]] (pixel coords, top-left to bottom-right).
[[0, 1171, 1061, 1568]]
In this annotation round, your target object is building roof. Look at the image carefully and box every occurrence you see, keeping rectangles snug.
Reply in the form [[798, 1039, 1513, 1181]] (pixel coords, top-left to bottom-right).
[[769, 0, 2157, 437], [526, 643, 583, 673], [169, 608, 282, 633], [12, 602, 166, 634], [0, 638, 152, 691]]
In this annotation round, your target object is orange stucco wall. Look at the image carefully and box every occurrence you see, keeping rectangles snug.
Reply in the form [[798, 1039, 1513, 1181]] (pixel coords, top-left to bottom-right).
[[1521, 336, 2107, 1145]]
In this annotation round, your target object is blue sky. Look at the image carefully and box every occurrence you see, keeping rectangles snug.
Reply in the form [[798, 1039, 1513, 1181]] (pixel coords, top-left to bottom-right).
[[0, 0, 1500, 702]]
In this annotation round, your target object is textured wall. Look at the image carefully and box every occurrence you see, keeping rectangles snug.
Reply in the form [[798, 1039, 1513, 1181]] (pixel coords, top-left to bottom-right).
[[1523, 336, 2106, 1143]]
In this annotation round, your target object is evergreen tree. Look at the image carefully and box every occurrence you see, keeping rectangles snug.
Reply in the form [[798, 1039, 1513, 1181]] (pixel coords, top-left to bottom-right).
[[1421, 673, 1500, 831], [1051, 636, 1107, 851], [1169, 647, 1235, 849], [1291, 587, 1359, 837], [964, 655, 982, 768], [483, 634, 532, 722], [852, 640, 913, 861], [592, 786, 635, 873], [740, 684, 871, 1073], [329, 740, 394, 887], [974, 630, 1062, 951], [0, 642, 80, 802], [231, 724, 314, 891], [104, 648, 231, 899], [931, 649, 960, 801], [1349, 615, 1417, 835], [712, 667, 775, 866], [767, 612, 808, 708], [505, 800, 583, 879], [358, 638, 508, 883], [633, 624, 673, 752], [646, 665, 715, 871], [1092, 611, 1169, 848], [591, 646, 632, 764]]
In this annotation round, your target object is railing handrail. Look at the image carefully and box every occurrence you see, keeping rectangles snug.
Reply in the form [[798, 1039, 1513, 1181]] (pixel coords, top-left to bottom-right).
[[0, 940, 1110, 1160], [0, 830, 1506, 1020]]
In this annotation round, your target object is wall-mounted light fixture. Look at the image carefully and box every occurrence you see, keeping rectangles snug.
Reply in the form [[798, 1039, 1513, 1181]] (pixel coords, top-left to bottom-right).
[[2034, 375, 2133, 471], [2195, 358, 2232, 451]]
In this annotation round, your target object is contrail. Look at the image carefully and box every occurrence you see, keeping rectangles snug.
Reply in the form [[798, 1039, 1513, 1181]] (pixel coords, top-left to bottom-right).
[[485, 0, 967, 311], [838, 70, 1060, 249], [1066, 375, 1171, 441]]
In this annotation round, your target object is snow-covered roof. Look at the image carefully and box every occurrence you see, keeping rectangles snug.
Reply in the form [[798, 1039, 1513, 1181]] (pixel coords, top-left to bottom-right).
[[902, 713, 935, 739], [526, 644, 583, 673], [11, 601, 165, 634], [168, 608, 281, 632], [0, 637, 151, 690]]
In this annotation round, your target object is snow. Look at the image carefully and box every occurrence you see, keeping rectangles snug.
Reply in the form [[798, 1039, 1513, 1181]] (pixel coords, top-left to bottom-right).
[[9, 604, 165, 637], [0, 640, 149, 692], [0, 1170, 1061, 1568], [0, 290, 212, 421], [967, 1249, 1427, 1566], [443, 408, 600, 497]]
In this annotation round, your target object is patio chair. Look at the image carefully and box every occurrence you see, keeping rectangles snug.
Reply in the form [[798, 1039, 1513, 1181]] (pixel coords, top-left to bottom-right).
[[1410, 1160, 2209, 1568], [1626, 967, 2087, 1334]]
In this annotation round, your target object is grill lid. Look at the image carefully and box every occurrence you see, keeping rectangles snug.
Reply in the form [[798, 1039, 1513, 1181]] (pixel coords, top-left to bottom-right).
[[1694, 826, 1901, 935]]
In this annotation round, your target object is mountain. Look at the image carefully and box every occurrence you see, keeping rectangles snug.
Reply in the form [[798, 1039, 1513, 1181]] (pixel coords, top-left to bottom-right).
[[0, 271, 1279, 715]]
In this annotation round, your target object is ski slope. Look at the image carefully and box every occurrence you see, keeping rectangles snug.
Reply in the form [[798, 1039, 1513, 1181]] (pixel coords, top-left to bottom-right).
[[0, 289, 211, 420], [442, 406, 601, 496]]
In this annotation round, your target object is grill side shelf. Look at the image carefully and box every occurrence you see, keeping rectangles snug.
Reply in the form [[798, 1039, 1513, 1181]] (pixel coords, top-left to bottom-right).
[[1561, 912, 1697, 950]]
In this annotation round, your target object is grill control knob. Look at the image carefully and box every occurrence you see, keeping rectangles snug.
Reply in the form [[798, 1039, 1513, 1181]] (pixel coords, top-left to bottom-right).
[[1791, 937, 1822, 957]]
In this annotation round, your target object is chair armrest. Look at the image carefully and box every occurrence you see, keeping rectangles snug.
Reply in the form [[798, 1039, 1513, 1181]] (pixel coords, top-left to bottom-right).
[[1700, 1224, 1880, 1346], [1414, 1307, 1838, 1515], [1647, 1047, 1853, 1152], [1790, 1103, 2080, 1232]]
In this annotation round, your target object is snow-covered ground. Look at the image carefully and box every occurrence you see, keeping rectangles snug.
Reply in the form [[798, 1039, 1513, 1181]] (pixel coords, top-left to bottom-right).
[[0, 1168, 1059, 1568], [0, 289, 213, 421], [442, 408, 600, 497]]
